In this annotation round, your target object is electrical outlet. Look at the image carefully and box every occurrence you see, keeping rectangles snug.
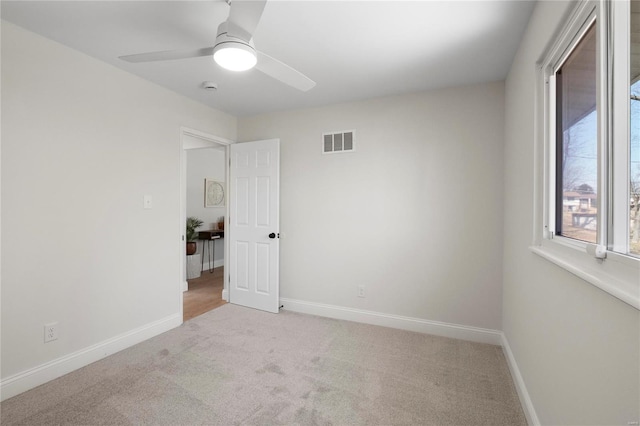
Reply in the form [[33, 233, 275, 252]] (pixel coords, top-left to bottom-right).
[[357, 285, 365, 298], [44, 322, 58, 343]]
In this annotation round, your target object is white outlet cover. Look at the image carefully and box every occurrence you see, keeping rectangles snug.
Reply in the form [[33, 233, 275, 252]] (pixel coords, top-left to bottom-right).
[[357, 285, 365, 297], [44, 322, 58, 342], [143, 195, 153, 209]]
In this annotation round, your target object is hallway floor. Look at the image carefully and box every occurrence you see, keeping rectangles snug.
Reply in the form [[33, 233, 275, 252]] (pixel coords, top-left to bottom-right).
[[183, 266, 225, 321]]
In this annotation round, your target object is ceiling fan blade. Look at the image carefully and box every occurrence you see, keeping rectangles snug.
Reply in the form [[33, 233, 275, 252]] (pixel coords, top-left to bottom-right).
[[226, 0, 267, 42], [256, 51, 316, 92], [119, 47, 215, 63]]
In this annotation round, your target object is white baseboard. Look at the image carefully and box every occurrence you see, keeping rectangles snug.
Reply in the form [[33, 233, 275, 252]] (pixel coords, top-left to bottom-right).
[[0, 313, 182, 402], [279, 298, 502, 345], [501, 333, 540, 426], [182, 280, 189, 292], [222, 288, 229, 301]]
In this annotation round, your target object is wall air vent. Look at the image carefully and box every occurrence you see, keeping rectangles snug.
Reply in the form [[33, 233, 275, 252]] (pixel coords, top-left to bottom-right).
[[322, 130, 355, 154]]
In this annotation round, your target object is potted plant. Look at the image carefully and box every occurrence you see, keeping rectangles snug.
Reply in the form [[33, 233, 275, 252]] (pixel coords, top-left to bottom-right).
[[186, 216, 203, 255]]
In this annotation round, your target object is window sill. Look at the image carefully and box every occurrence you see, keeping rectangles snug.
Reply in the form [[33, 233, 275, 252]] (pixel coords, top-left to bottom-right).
[[529, 241, 640, 310]]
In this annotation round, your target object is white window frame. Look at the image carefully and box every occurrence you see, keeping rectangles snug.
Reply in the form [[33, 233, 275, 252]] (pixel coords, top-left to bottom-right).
[[532, 0, 640, 310]]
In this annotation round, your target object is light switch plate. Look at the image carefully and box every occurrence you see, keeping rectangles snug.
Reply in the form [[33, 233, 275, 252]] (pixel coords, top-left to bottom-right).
[[143, 195, 153, 209]]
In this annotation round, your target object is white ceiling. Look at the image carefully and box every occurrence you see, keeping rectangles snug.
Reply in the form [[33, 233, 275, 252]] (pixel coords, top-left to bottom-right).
[[1, 0, 536, 117]]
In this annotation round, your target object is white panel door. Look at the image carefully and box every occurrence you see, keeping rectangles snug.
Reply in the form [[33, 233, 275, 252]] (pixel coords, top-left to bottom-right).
[[229, 139, 280, 313]]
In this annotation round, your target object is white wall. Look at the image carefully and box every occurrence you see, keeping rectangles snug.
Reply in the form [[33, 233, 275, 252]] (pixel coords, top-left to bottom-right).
[[503, 2, 640, 424], [186, 148, 225, 266], [1, 22, 236, 383], [238, 82, 505, 330]]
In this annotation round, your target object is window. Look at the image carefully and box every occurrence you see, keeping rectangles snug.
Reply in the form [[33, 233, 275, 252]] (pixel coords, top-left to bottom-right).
[[630, 0, 640, 255], [631, 79, 640, 254], [534, 0, 640, 310], [555, 22, 598, 244]]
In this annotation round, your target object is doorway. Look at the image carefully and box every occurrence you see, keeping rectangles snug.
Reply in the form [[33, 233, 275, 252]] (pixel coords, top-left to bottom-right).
[[180, 127, 232, 322]]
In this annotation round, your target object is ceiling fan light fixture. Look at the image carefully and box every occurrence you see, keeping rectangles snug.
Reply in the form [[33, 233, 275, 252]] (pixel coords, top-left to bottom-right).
[[213, 42, 257, 72]]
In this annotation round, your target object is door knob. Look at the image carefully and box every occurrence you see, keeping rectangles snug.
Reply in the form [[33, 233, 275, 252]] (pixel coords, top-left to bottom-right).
[[269, 233, 278, 239]]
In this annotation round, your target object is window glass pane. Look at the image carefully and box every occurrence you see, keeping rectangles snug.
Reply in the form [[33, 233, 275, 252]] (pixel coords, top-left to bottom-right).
[[556, 23, 598, 244], [630, 0, 640, 255]]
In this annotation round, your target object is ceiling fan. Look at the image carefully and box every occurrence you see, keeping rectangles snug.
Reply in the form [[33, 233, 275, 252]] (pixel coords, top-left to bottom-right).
[[119, 0, 315, 92]]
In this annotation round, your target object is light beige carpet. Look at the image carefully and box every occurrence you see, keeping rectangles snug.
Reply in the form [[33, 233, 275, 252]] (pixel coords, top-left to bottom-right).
[[1, 304, 526, 425]]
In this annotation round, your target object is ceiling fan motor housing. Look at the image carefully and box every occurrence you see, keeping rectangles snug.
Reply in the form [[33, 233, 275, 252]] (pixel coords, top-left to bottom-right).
[[213, 22, 257, 71]]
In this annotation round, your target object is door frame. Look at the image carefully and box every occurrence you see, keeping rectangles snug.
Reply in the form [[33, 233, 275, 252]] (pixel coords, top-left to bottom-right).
[[179, 127, 234, 320]]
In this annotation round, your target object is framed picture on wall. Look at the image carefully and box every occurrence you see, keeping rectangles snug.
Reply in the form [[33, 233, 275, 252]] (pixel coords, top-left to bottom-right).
[[205, 179, 225, 207]]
